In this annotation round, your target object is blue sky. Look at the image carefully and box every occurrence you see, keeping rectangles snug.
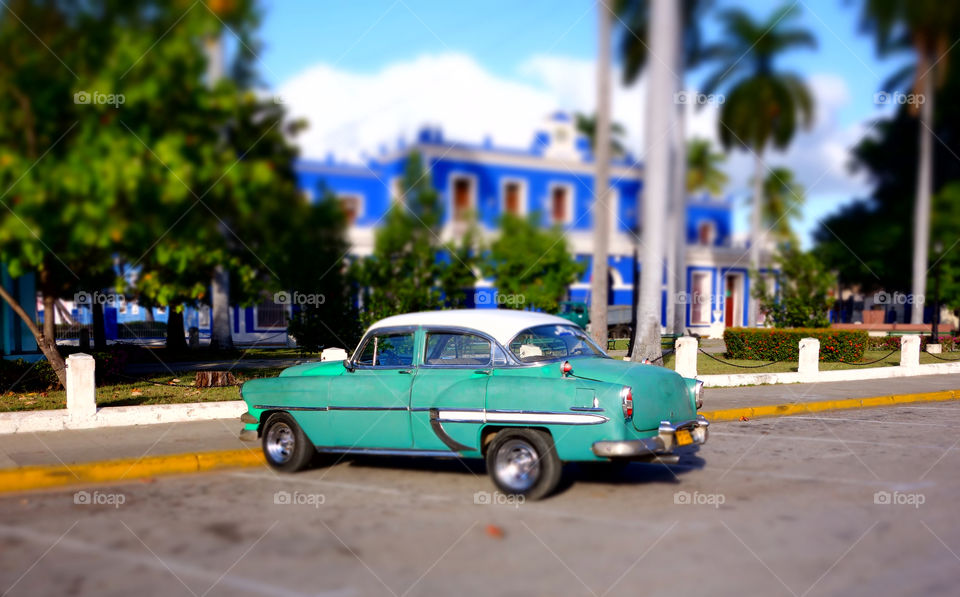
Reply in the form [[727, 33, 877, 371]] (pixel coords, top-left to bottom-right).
[[254, 0, 912, 245]]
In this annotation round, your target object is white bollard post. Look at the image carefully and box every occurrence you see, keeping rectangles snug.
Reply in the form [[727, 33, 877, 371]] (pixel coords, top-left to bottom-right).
[[798, 338, 820, 380], [900, 335, 920, 368], [674, 337, 698, 379], [66, 353, 97, 425]]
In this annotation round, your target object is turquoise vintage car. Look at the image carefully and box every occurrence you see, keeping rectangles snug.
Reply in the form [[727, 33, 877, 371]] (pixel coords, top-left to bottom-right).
[[240, 310, 708, 499]]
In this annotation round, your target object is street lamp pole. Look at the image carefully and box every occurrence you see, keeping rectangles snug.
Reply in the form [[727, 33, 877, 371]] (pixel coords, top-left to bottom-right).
[[930, 241, 944, 344]]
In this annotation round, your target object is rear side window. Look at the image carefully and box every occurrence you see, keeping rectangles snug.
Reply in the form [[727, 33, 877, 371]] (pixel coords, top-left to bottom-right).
[[355, 332, 415, 367], [424, 332, 492, 366]]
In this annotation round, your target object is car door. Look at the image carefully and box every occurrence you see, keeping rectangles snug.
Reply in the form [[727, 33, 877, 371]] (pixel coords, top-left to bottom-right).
[[326, 328, 416, 448], [410, 329, 493, 453]]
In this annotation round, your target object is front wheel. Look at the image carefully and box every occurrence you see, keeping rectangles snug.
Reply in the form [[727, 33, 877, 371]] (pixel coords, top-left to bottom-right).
[[486, 429, 562, 500], [262, 412, 314, 472]]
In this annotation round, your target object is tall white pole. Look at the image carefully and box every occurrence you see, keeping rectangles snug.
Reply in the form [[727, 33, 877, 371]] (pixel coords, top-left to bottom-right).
[[589, 0, 613, 347], [911, 71, 934, 324], [631, 0, 677, 362]]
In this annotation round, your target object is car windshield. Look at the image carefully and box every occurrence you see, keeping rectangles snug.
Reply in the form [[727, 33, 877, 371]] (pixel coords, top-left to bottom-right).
[[509, 324, 607, 363]]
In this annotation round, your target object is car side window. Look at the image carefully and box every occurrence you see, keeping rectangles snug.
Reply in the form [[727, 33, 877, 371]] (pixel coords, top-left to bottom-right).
[[424, 332, 492, 366], [355, 332, 415, 367]]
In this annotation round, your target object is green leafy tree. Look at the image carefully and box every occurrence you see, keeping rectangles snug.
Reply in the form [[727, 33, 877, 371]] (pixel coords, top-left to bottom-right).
[[754, 167, 805, 244], [484, 214, 585, 314], [702, 4, 816, 325], [616, 0, 714, 84], [754, 245, 835, 328], [0, 0, 313, 382], [860, 0, 960, 323], [282, 191, 361, 353], [686, 138, 728, 195], [356, 152, 477, 327], [814, 58, 960, 307]]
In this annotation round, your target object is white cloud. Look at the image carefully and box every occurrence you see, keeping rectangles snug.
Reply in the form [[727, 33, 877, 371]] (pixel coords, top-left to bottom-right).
[[279, 53, 557, 162], [278, 54, 872, 243]]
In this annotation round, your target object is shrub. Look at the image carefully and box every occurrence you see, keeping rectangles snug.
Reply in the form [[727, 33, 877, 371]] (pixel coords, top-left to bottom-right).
[[867, 335, 957, 352], [0, 358, 59, 392], [724, 328, 868, 362]]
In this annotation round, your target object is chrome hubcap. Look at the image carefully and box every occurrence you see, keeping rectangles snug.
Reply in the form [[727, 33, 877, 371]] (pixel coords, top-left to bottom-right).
[[494, 439, 540, 492], [265, 422, 295, 464]]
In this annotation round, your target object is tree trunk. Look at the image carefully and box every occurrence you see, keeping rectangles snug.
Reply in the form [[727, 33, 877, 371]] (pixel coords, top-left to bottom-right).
[[210, 265, 234, 350], [670, 59, 688, 337], [143, 304, 155, 323], [0, 283, 67, 388], [166, 305, 187, 350], [911, 71, 934, 324], [630, 0, 676, 363], [195, 370, 238, 388], [92, 302, 106, 350], [42, 293, 56, 344], [589, 0, 613, 348], [749, 149, 764, 328]]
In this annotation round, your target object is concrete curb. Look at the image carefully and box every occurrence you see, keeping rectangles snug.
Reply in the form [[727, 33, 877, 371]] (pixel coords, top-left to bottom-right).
[[701, 389, 959, 422], [0, 449, 264, 494]]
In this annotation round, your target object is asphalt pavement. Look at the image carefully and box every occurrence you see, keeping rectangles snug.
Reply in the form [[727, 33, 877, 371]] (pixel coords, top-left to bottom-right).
[[2, 404, 959, 596]]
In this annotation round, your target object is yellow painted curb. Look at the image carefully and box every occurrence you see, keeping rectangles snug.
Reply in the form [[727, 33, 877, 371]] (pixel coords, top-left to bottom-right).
[[3, 389, 959, 495], [0, 449, 264, 494], [701, 389, 959, 422]]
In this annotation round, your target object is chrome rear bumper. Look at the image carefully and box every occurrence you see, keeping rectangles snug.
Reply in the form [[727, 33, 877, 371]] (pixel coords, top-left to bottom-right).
[[592, 415, 709, 459]]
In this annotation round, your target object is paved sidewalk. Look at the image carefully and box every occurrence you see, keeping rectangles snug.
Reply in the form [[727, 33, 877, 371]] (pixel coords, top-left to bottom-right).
[[705, 373, 960, 410], [2, 374, 958, 472], [0, 419, 249, 470]]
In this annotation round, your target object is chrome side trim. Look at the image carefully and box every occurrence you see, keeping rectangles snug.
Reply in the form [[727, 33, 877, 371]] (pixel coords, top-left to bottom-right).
[[252, 405, 328, 412], [569, 406, 605, 412], [437, 409, 609, 425], [328, 406, 408, 411], [314, 447, 458, 458]]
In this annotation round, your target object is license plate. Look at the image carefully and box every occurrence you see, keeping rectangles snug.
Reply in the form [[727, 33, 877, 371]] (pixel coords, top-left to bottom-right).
[[675, 429, 693, 446]]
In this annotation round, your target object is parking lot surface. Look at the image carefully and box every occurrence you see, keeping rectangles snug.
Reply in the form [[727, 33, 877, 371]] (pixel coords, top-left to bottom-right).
[[2, 403, 959, 597]]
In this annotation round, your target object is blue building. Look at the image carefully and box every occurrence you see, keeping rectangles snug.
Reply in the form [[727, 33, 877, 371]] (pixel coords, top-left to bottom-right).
[[84, 113, 769, 344], [1, 267, 39, 359], [289, 113, 770, 338]]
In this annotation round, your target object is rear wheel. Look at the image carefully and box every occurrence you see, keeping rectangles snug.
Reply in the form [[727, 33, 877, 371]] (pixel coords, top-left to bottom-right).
[[485, 428, 562, 500], [262, 412, 314, 472]]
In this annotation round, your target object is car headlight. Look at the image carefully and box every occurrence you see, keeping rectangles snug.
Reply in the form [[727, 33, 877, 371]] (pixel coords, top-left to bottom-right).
[[694, 380, 704, 410]]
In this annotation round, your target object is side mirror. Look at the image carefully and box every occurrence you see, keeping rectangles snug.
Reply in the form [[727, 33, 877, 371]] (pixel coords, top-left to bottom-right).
[[343, 359, 355, 372]]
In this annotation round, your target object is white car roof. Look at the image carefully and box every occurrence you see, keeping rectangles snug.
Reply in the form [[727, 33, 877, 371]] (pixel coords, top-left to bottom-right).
[[366, 309, 576, 346]]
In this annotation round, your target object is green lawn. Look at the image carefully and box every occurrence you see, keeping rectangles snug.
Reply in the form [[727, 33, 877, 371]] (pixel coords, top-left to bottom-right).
[[0, 366, 284, 413], [656, 350, 955, 374]]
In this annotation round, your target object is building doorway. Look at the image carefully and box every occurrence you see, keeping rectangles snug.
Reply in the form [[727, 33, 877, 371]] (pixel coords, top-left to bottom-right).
[[724, 273, 743, 327]]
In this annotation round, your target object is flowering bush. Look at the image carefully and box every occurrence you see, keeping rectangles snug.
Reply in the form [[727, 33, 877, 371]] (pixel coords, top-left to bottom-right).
[[724, 328, 868, 362], [867, 335, 957, 352]]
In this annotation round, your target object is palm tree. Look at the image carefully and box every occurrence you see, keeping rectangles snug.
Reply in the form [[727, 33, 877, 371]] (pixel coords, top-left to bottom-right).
[[701, 4, 815, 327], [686, 138, 727, 195], [574, 112, 627, 157], [616, 0, 712, 342], [860, 0, 960, 324], [589, 1, 615, 347], [757, 167, 805, 243]]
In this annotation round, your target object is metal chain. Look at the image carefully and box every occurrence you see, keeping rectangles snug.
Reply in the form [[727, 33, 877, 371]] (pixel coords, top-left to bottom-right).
[[833, 348, 900, 366], [697, 348, 793, 369], [925, 351, 960, 362]]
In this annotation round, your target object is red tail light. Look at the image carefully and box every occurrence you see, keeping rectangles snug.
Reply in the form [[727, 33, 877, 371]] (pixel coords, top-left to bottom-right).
[[621, 386, 633, 419], [561, 361, 573, 376]]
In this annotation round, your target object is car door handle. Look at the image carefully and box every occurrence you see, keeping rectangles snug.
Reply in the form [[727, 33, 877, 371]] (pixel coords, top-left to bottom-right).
[[474, 369, 492, 375], [398, 369, 413, 375]]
